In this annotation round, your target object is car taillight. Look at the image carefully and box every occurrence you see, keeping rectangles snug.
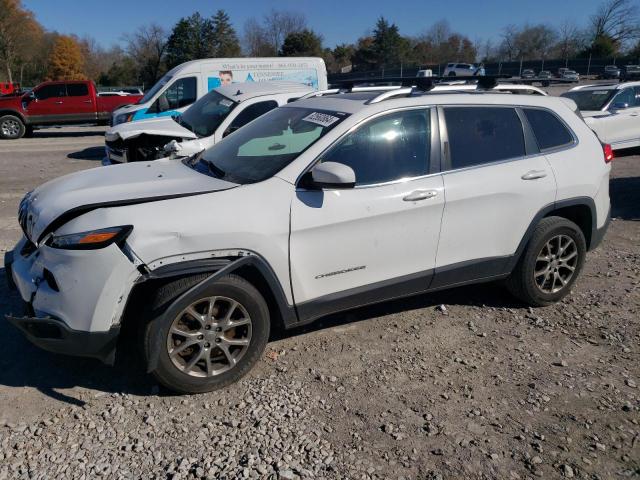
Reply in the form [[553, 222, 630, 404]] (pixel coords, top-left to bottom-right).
[[603, 144, 614, 163]]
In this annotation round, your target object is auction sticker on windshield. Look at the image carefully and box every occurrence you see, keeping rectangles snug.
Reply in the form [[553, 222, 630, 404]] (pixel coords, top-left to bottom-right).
[[303, 112, 341, 127]]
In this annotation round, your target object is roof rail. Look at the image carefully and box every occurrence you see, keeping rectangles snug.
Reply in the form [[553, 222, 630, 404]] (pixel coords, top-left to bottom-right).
[[298, 88, 340, 100], [367, 87, 413, 104]]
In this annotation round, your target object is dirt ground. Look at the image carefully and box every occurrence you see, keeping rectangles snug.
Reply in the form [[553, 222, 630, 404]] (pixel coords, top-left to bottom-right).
[[0, 118, 638, 478]]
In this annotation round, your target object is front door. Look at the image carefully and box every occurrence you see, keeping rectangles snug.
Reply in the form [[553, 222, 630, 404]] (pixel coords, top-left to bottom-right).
[[24, 83, 67, 124], [602, 87, 640, 148], [290, 108, 445, 317]]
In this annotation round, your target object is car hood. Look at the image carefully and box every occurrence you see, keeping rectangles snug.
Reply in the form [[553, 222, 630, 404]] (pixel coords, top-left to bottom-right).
[[20, 158, 236, 243], [105, 116, 197, 142]]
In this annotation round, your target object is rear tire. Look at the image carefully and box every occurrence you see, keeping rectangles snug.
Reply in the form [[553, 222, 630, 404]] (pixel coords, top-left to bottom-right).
[[0, 114, 25, 139], [506, 216, 586, 307], [145, 274, 270, 394]]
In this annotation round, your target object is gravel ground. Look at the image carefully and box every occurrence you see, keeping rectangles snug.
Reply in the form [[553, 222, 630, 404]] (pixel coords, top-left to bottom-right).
[[0, 116, 638, 479]]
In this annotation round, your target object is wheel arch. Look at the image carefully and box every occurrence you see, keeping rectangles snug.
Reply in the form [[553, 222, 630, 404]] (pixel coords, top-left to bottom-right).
[[507, 197, 597, 273], [0, 109, 27, 125], [121, 255, 297, 372]]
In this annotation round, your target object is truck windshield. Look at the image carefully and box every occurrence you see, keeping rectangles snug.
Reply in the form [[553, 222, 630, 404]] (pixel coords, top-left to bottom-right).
[[139, 75, 172, 104], [176, 90, 237, 138], [562, 90, 615, 111], [188, 106, 349, 184]]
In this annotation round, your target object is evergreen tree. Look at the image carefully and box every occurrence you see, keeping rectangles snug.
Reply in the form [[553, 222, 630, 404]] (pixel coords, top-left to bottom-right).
[[165, 13, 214, 69], [372, 17, 409, 69], [211, 10, 241, 57], [280, 29, 323, 57]]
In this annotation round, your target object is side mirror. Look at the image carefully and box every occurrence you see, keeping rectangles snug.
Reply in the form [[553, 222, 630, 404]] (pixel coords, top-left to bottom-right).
[[305, 162, 356, 189], [27, 91, 37, 102], [612, 102, 629, 110]]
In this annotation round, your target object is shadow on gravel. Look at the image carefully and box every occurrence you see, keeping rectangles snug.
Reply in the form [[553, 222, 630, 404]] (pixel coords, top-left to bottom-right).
[[67, 146, 105, 161], [274, 281, 519, 341], [32, 129, 105, 138], [0, 268, 153, 405], [610, 176, 639, 221]]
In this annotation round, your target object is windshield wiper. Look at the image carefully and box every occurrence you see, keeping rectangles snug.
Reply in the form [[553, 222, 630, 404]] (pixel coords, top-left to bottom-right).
[[207, 161, 226, 179]]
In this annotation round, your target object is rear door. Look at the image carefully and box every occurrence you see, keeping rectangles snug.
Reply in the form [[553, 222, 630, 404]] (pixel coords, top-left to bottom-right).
[[433, 105, 557, 287], [290, 108, 445, 314], [63, 83, 96, 122]]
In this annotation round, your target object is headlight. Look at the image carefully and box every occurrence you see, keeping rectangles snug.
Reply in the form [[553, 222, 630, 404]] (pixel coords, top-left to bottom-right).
[[113, 112, 134, 125], [47, 226, 133, 250]]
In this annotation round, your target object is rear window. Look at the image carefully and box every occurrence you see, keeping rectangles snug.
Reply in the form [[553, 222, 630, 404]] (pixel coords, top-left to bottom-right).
[[67, 83, 89, 96], [562, 90, 615, 111], [523, 109, 574, 151], [444, 107, 525, 170]]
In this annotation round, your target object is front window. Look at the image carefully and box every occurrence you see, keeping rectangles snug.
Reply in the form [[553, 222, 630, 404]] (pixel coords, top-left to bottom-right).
[[562, 90, 615, 111], [140, 75, 172, 104], [155, 77, 197, 112], [177, 90, 237, 138], [191, 107, 349, 184]]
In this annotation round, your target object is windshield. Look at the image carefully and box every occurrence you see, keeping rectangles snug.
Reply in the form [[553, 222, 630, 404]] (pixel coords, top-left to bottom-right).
[[189, 106, 350, 184], [139, 75, 172, 104], [562, 90, 615, 111], [176, 90, 237, 138]]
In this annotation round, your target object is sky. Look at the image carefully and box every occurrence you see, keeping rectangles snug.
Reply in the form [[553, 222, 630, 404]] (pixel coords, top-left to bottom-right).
[[23, 0, 603, 49]]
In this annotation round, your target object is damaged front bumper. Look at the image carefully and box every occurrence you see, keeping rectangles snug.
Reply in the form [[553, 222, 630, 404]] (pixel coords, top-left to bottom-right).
[[5, 312, 120, 364], [4, 237, 139, 364]]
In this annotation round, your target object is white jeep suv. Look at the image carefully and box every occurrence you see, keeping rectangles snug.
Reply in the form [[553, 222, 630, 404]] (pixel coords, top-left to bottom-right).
[[5, 85, 611, 393]]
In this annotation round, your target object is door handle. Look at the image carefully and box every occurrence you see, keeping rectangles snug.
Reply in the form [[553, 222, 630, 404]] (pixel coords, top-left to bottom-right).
[[54, 101, 63, 104], [521, 170, 547, 180], [403, 190, 438, 201], [83, 100, 92, 104]]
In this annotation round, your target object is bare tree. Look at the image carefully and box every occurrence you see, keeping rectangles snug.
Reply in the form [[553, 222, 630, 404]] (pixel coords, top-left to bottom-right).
[[262, 9, 306, 53], [123, 23, 167, 86], [590, 0, 640, 46], [500, 25, 519, 61], [243, 17, 274, 56], [555, 20, 584, 61]]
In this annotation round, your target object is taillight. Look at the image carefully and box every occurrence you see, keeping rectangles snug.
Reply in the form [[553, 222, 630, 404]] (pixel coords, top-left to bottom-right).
[[603, 144, 614, 163]]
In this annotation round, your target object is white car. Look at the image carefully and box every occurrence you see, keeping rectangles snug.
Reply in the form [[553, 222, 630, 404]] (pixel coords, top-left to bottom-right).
[[104, 82, 315, 163], [562, 81, 640, 150], [443, 63, 485, 77], [6, 84, 611, 393]]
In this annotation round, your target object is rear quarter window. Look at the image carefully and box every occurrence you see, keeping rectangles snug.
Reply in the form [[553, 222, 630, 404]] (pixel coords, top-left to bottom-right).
[[523, 109, 574, 151]]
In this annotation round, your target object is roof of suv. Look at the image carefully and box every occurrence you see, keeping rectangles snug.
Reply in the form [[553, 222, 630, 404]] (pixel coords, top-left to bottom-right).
[[287, 90, 576, 116], [569, 80, 640, 92], [215, 81, 314, 102]]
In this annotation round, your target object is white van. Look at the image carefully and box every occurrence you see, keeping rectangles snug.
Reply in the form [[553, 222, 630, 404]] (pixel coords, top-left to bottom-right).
[[111, 57, 328, 126]]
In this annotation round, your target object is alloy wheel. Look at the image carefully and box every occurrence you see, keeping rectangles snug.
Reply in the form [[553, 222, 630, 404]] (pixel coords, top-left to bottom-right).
[[166, 296, 252, 377], [534, 234, 579, 294], [1, 119, 20, 137]]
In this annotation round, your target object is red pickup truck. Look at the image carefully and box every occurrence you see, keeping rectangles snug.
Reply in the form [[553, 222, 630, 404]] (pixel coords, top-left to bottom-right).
[[0, 80, 142, 139]]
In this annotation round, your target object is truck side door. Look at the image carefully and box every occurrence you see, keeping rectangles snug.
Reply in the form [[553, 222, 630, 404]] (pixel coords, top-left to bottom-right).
[[24, 83, 67, 124], [63, 83, 96, 122]]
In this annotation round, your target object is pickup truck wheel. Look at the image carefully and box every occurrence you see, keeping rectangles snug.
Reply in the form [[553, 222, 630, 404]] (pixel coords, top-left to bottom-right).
[[145, 274, 270, 394], [507, 216, 586, 307], [0, 115, 25, 139]]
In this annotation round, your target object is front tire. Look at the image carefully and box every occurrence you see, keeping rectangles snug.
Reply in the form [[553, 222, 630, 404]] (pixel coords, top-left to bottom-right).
[[507, 216, 586, 307], [145, 274, 270, 394], [0, 114, 25, 139]]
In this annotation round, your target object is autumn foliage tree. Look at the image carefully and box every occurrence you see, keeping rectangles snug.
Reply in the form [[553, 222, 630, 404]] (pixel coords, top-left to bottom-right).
[[47, 35, 85, 80], [0, 0, 43, 83]]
